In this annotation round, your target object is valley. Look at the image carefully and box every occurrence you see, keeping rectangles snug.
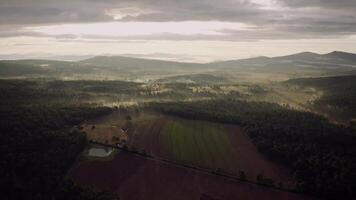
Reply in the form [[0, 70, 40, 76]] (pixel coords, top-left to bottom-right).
[[2, 52, 356, 200], [3, 1, 356, 199]]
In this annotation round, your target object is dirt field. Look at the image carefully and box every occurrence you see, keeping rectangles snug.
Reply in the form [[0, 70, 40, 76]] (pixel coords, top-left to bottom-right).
[[79, 112, 292, 186], [82, 124, 128, 146], [226, 125, 292, 187], [125, 116, 291, 185], [70, 152, 314, 200]]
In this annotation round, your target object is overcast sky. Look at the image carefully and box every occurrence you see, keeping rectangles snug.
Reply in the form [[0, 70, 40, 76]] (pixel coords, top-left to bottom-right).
[[1, 0, 356, 62]]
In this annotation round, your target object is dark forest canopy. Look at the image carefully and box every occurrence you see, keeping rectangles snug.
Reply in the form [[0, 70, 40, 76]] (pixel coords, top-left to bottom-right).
[[0, 81, 117, 200], [285, 75, 356, 118]]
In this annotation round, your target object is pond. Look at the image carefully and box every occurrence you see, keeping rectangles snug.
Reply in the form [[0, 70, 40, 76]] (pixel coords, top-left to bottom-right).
[[87, 146, 114, 157]]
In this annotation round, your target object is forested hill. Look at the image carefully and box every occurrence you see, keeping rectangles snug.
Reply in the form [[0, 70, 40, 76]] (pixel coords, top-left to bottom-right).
[[285, 75, 356, 89], [285, 75, 356, 121]]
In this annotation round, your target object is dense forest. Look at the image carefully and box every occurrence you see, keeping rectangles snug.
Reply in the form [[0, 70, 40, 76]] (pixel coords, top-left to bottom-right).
[[285, 75, 356, 119], [0, 80, 117, 200], [151, 99, 356, 199]]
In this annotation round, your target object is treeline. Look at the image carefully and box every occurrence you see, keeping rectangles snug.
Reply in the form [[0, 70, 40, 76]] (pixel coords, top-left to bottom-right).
[[0, 81, 116, 199], [48, 80, 141, 94], [0, 80, 92, 105], [150, 99, 356, 199]]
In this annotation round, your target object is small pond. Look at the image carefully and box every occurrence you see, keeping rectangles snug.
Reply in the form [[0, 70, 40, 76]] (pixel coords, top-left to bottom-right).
[[87, 146, 114, 157]]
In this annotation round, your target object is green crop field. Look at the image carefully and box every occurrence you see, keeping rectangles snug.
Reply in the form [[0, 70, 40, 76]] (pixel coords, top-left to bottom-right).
[[160, 118, 238, 171], [89, 112, 240, 171]]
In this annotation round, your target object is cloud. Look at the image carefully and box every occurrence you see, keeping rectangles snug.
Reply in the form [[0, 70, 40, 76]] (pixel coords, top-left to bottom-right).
[[276, 0, 356, 9], [0, 0, 356, 42], [0, 0, 113, 25], [0, 0, 266, 24]]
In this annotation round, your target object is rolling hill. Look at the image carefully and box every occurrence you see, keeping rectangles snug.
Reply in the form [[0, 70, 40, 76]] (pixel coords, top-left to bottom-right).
[[285, 75, 356, 120], [209, 51, 356, 70], [79, 55, 202, 70], [0, 51, 355, 82]]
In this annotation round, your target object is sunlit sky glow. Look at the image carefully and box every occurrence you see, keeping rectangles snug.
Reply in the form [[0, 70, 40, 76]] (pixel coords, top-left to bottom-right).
[[27, 21, 252, 36], [1, 0, 356, 62]]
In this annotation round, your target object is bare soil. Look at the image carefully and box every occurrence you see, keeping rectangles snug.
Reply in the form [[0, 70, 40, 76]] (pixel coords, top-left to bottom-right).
[[227, 125, 292, 186], [70, 152, 314, 200]]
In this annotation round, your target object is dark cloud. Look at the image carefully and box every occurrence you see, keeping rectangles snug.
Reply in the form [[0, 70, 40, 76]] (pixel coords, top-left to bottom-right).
[[276, 0, 356, 9], [0, 0, 356, 41], [117, 0, 264, 23], [0, 0, 113, 25], [0, 0, 265, 24]]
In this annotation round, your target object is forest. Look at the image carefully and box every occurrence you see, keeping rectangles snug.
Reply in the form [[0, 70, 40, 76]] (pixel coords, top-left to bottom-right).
[[285, 75, 356, 120], [0, 80, 117, 200]]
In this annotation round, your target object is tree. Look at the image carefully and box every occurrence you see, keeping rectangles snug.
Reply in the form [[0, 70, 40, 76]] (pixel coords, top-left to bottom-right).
[[257, 173, 264, 184], [239, 170, 247, 181], [125, 115, 132, 121], [278, 182, 284, 189]]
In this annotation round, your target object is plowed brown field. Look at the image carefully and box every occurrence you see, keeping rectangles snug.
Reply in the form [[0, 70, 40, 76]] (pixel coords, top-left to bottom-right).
[[70, 152, 313, 200]]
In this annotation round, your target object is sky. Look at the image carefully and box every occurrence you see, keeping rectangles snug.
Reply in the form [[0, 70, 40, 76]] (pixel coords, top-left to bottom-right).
[[1, 0, 356, 62]]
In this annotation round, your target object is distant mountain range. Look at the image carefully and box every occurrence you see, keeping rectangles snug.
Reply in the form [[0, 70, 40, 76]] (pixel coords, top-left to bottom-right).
[[1, 51, 356, 82], [210, 51, 356, 67]]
